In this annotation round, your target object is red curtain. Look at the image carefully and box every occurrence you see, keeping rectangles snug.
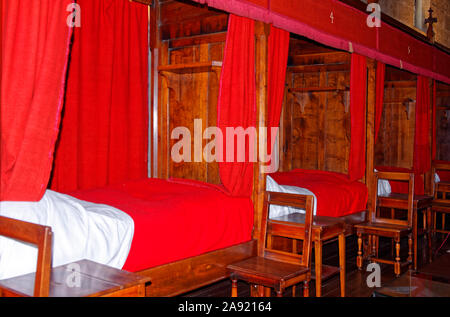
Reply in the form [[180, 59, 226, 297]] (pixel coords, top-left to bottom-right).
[[50, 0, 148, 193], [348, 54, 367, 181], [412, 75, 431, 195], [217, 14, 256, 197], [1, 0, 73, 201], [374, 61, 386, 143], [432, 80, 437, 161], [267, 25, 290, 167]]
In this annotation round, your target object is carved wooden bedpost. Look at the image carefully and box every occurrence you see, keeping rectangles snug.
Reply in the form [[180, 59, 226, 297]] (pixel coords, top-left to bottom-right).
[[366, 58, 377, 217], [252, 20, 270, 298], [252, 21, 269, 244]]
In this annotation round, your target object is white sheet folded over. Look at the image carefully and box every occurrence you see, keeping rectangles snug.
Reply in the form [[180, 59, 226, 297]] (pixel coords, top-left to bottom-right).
[[266, 175, 317, 218], [0, 190, 134, 280]]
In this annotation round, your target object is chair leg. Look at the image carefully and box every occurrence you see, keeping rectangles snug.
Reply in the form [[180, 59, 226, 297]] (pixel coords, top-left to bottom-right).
[[395, 238, 401, 277], [315, 240, 323, 297], [408, 233, 413, 268], [413, 211, 418, 272], [231, 279, 238, 297], [357, 232, 363, 270], [276, 287, 283, 297], [303, 280, 309, 298], [338, 233, 346, 297], [427, 207, 432, 263]]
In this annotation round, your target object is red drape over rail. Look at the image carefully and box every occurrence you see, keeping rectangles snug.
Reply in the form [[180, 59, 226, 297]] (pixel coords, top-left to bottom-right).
[[1, 0, 73, 201], [348, 54, 367, 181], [374, 61, 386, 143], [217, 15, 256, 197], [50, 0, 148, 193], [266, 25, 290, 170], [413, 76, 431, 194]]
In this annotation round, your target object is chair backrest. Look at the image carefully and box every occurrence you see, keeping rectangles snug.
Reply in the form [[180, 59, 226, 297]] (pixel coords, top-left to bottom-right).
[[0, 216, 52, 297], [259, 191, 314, 267], [372, 171, 414, 227], [431, 161, 450, 201]]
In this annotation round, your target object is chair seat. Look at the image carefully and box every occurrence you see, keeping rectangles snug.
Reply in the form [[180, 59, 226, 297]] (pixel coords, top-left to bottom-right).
[[355, 221, 412, 235], [378, 193, 432, 209], [432, 201, 450, 210], [227, 257, 309, 282]]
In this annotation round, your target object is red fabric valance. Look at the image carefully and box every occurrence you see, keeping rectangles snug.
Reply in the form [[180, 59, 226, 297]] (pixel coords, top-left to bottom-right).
[[192, 0, 450, 85], [1, 0, 73, 201], [50, 0, 148, 193], [217, 14, 256, 197], [348, 53, 367, 181]]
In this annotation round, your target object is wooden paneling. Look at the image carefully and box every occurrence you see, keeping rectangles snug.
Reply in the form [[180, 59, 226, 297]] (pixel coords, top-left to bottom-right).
[[279, 37, 351, 174], [436, 81, 450, 161], [157, 0, 227, 183], [375, 66, 417, 168]]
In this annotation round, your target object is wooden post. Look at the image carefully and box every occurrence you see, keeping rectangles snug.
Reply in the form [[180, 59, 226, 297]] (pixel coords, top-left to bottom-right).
[[252, 21, 269, 243], [366, 58, 376, 216]]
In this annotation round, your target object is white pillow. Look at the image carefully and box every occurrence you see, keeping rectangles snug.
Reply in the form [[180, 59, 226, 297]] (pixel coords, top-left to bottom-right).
[[0, 190, 134, 280], [266, 175, 317, 218]]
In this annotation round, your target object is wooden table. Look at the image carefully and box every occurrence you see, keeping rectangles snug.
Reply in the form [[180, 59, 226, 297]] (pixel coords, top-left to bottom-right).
[[0, 260, 151, 297], [268, 213, 346, 297]]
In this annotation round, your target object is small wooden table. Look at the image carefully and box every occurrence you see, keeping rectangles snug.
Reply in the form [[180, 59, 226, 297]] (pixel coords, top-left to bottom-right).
[[0, 260, 151, 297], [268, 213, 346, 297]]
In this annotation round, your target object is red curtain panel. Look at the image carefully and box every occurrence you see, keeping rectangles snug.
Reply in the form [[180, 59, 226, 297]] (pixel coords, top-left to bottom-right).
[[267, 25, 290, 167], [1, 0, 73, 201], [374, 61, 386, 143], [348, 53, 367, 181], [432, 80, 437, 161], [217, 14, 256, 197], [50, 0, 148, 193], [413, 75, 431, 191]]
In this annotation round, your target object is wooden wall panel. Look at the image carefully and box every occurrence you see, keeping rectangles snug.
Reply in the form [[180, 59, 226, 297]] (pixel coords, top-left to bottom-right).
[[374, 66, 417, 168], [279, 37, 351, 174], [157, 0, 227, 184], [435, 81, 450, 161]]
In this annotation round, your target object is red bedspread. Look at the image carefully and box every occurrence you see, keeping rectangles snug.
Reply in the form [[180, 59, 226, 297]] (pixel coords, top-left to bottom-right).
[[69, 178, 254, 272], [269, 169, 368, 217]]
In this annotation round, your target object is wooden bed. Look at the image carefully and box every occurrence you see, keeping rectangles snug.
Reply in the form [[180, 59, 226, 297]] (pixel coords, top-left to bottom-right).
[[269, 34, 371, 233]]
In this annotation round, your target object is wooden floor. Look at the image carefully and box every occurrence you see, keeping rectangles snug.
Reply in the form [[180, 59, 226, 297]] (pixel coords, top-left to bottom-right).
[[183, 233, 450, 297]]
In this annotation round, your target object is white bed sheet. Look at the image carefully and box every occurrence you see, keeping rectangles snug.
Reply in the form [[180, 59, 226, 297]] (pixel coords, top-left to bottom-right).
[[0, 190, 134, 280]]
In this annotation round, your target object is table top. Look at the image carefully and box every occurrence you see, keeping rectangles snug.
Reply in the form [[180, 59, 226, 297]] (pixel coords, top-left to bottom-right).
[[0, 259, 151, 297]]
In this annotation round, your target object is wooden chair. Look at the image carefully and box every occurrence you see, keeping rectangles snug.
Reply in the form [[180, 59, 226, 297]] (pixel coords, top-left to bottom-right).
[[374, 172, 433, 271], [431, 161, 450, 235], [355, 172, 414, 277], [268, 213, 346, 297], [0, 216, 151, 297], [0, 216, 53, 297], [226, 191, 314, 297]]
